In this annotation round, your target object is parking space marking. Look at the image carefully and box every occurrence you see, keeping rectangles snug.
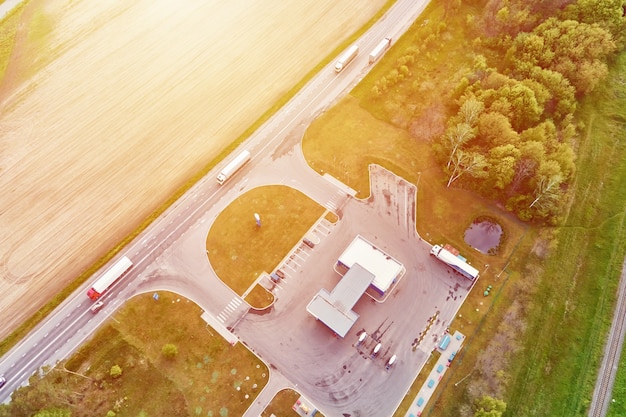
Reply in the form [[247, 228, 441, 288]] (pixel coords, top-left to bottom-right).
[[284, 263, 298, 272], [294, 251, 308, 261]]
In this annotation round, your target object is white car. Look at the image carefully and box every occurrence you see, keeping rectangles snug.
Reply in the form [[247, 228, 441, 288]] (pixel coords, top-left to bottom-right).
[[0, 376, 6, 389], [90, 301, 105, 313]]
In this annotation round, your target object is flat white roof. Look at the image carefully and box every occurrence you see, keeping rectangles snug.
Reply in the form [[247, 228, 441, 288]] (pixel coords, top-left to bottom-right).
[[307, 291, 360, 338], [337, 235, 403, 293], [306, 264, 374, 338]]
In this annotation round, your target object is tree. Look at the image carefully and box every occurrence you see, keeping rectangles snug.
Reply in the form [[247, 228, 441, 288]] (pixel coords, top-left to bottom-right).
[[520, 120, 557, 147], [507, 18, 617, 95], [529, 160, 563, 209], [492, 82, 543, 130], [458, 96, 484, 126], [509, 140, 544, 193], [441, 123, 476, 169], [110, 365, 122, 379], [447, 150, 488, 187], [474, 395, 507, 417], [161, 343, 178, 359], [525, 66, 576, 121], [550, 142, 576, 180], [563, 0, 626, 44], [477, 112, 519, 148], [488, 144, 520, 189]]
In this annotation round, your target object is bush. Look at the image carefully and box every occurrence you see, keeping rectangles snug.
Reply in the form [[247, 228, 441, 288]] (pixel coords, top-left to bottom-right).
[[161, 343, 178, 359], [110, 365, 122, 379]]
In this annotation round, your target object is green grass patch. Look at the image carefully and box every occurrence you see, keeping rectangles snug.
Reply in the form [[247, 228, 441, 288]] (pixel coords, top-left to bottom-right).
[[3, 291, 269, 416], [261, 388, 300, 417], [502, 51, 626, 417], [607, 340, 626, 416], [324, 211, 338, 223], [244, 284, 274, 310], [303, 95, 425, 198], [207, 185, 324, 295], [260, 389, 326, 417]]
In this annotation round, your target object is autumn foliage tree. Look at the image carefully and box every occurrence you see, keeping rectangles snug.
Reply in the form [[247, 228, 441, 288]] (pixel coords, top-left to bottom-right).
[[432, 0, 624, 222]]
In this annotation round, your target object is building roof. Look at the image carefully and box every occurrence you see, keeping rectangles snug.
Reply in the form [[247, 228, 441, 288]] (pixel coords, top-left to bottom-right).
[[337, 235, 403, 293], [306, 264, 375, 337]]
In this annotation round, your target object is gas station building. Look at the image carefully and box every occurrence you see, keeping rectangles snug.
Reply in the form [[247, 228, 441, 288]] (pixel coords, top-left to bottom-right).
[[306, 235, 404, 337]]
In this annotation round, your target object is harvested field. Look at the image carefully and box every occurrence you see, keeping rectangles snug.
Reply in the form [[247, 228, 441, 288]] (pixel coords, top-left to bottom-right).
[[0, 0, 386, 339]]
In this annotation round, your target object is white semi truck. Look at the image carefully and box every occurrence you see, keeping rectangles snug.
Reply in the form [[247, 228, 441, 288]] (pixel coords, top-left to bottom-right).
[[87, 256, 133, 300], [216, 150, 251, 185], [430, 244, 479, 280], [335, 45, 359, 73], [368, 37, 392, 64]]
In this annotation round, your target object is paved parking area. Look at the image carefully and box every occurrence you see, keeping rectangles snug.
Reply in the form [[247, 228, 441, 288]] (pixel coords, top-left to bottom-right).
[[233, 166, 476, 417]]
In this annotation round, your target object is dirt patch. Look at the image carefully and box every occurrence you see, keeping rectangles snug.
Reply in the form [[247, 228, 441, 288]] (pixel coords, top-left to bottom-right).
[[0, 0, 386, 339]]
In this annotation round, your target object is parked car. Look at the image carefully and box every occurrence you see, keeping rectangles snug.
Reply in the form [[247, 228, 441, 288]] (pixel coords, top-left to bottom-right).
[[303, 238, 315, 248], [270, 273, 281, 283]]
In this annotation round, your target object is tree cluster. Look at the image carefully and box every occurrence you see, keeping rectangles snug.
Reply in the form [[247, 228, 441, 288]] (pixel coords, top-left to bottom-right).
[[437, 0, 625, 222], [474, 395, 507, 417]]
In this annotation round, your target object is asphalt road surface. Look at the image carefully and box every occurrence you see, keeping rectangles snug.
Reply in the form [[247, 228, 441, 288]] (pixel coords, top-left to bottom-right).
[[0, 0, 442, 411]]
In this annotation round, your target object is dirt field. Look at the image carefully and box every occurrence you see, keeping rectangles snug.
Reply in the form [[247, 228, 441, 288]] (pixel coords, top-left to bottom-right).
[[0, 0, 386, 339]]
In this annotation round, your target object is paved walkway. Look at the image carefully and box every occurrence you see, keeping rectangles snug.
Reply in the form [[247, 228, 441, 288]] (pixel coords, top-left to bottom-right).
[[241, 370, 294, 417], [404, 331, 466, 417]]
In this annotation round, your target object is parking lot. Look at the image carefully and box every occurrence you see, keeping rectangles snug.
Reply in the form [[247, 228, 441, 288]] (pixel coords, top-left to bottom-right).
[[233, 166, 475, 417]]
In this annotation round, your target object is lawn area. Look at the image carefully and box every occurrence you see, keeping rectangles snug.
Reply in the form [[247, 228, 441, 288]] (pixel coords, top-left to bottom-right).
[[608, 340, 626, 416], [261, 389, 327, 417], [261, 388, 301, 417], [497, 51, 626, 417], [2, 291, 269, 416], [206, 185, 325, 297], [245, 283, 275, 310]]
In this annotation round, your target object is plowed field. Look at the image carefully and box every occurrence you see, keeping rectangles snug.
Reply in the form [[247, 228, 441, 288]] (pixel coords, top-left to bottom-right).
[[0, 0, 385, 339]]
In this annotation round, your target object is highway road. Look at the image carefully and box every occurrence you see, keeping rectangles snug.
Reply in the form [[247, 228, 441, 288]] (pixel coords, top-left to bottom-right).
[[0, 0, 436, 411]]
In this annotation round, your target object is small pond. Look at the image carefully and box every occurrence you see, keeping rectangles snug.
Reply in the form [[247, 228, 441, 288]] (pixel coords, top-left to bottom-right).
[[464, 217, 503, 255]]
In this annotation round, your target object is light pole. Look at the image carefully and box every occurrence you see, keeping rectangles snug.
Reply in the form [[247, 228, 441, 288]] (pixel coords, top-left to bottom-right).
[[454, 368, 475, 387]]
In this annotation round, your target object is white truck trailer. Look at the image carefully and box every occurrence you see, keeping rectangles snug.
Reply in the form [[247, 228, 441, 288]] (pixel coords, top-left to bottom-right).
[[368, 37, 392, 64], [335, 45, 359, 73], [216, 150, 251, 185], [430, 244, 479, 280], [87, 256, 133, 300]]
